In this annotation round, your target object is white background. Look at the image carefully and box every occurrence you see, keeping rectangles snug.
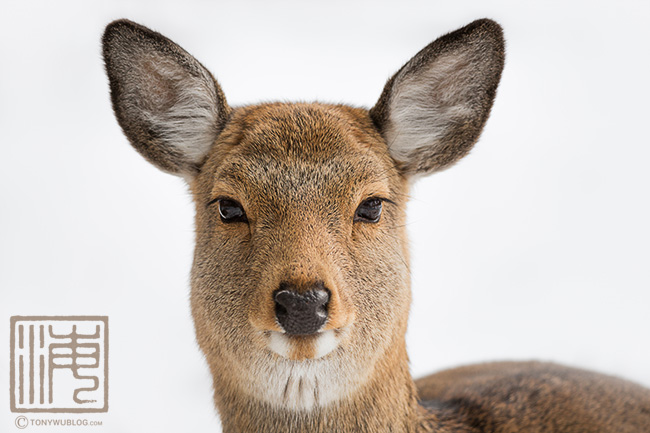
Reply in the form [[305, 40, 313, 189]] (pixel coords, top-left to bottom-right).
[[1, 1, 649, 432]]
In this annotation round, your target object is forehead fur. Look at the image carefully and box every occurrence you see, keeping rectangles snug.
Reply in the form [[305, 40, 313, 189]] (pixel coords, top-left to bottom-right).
[[234, 102, 384, 154], [196, 102, 402, 203]]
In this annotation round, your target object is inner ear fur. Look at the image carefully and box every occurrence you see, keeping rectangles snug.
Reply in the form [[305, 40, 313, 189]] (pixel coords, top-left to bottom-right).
[[102, 19, 230, 178], [370, 19, 505, 177]]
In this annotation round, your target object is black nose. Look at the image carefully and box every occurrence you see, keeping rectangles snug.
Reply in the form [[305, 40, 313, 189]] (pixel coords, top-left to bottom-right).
[[274, 285, 330, 335]]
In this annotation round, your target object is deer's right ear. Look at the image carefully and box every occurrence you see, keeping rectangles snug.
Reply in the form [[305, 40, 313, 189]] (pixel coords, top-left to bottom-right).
[[102, 19, 230, 179], [370, 19, 505, 178]]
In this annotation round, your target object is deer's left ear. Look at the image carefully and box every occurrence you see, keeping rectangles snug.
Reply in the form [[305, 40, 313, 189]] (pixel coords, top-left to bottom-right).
[[370, 19, 505, 177]]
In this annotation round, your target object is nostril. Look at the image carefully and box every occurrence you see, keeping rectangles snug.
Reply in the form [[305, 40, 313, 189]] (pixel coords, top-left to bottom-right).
[[275, 302, 288, 317], [273, 287, 330, 335], [274, 290, 300, 310], [312, 289, 330, 308]]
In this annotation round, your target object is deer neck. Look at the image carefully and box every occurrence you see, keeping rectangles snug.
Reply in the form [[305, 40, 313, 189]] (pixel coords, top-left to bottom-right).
[[212, 339, 429, 433]]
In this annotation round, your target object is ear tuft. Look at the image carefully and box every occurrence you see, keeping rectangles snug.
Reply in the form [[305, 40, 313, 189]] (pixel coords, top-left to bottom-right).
[[102, 19, 230, 178], [370, 19, 505, 177]]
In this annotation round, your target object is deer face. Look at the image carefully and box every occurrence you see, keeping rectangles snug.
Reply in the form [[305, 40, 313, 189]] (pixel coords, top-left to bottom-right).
[[102, 19, 503, 411], [189, 103, 411, 409]]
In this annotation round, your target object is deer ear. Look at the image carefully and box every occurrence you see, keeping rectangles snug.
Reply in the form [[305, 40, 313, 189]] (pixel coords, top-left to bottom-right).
[[370, 19, 505, 177], [102, 19, 230, 179]]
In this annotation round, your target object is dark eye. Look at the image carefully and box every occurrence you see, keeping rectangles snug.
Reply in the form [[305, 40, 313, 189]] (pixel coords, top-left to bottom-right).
[[354, 198, 383, 223], [217, 199, 248, 223]]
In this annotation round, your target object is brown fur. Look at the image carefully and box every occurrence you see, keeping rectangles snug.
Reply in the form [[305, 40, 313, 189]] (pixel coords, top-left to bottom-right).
[[417, 362, 650, 432], [103, 18, 650, 433]]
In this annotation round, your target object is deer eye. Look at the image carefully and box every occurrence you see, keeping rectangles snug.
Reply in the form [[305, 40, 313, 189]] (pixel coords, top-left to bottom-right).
[[354, 198, 383, 223], [217, 199, 248, 223]]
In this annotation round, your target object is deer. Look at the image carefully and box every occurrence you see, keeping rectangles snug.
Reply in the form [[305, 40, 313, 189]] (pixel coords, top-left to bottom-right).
[[102, 18, 650, 433]]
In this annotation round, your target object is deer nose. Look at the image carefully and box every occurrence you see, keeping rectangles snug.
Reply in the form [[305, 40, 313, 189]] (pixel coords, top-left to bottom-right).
[[274, 285, 330, 335]]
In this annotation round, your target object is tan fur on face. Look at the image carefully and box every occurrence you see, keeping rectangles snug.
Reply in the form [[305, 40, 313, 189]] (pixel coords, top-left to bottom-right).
[[188, 102, 412, 415]]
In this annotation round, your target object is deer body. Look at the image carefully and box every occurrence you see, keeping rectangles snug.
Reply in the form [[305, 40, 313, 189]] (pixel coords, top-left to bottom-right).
[[103, 19, 650, 433]]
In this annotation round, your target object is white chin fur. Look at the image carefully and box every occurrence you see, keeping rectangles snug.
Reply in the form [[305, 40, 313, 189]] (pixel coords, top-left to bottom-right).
[[268, 331, 292, 358], [268, 329, 339, 359], [263, 330, 341, 410], [246, 328, 367, 411], [313, 330, 338, 359]]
